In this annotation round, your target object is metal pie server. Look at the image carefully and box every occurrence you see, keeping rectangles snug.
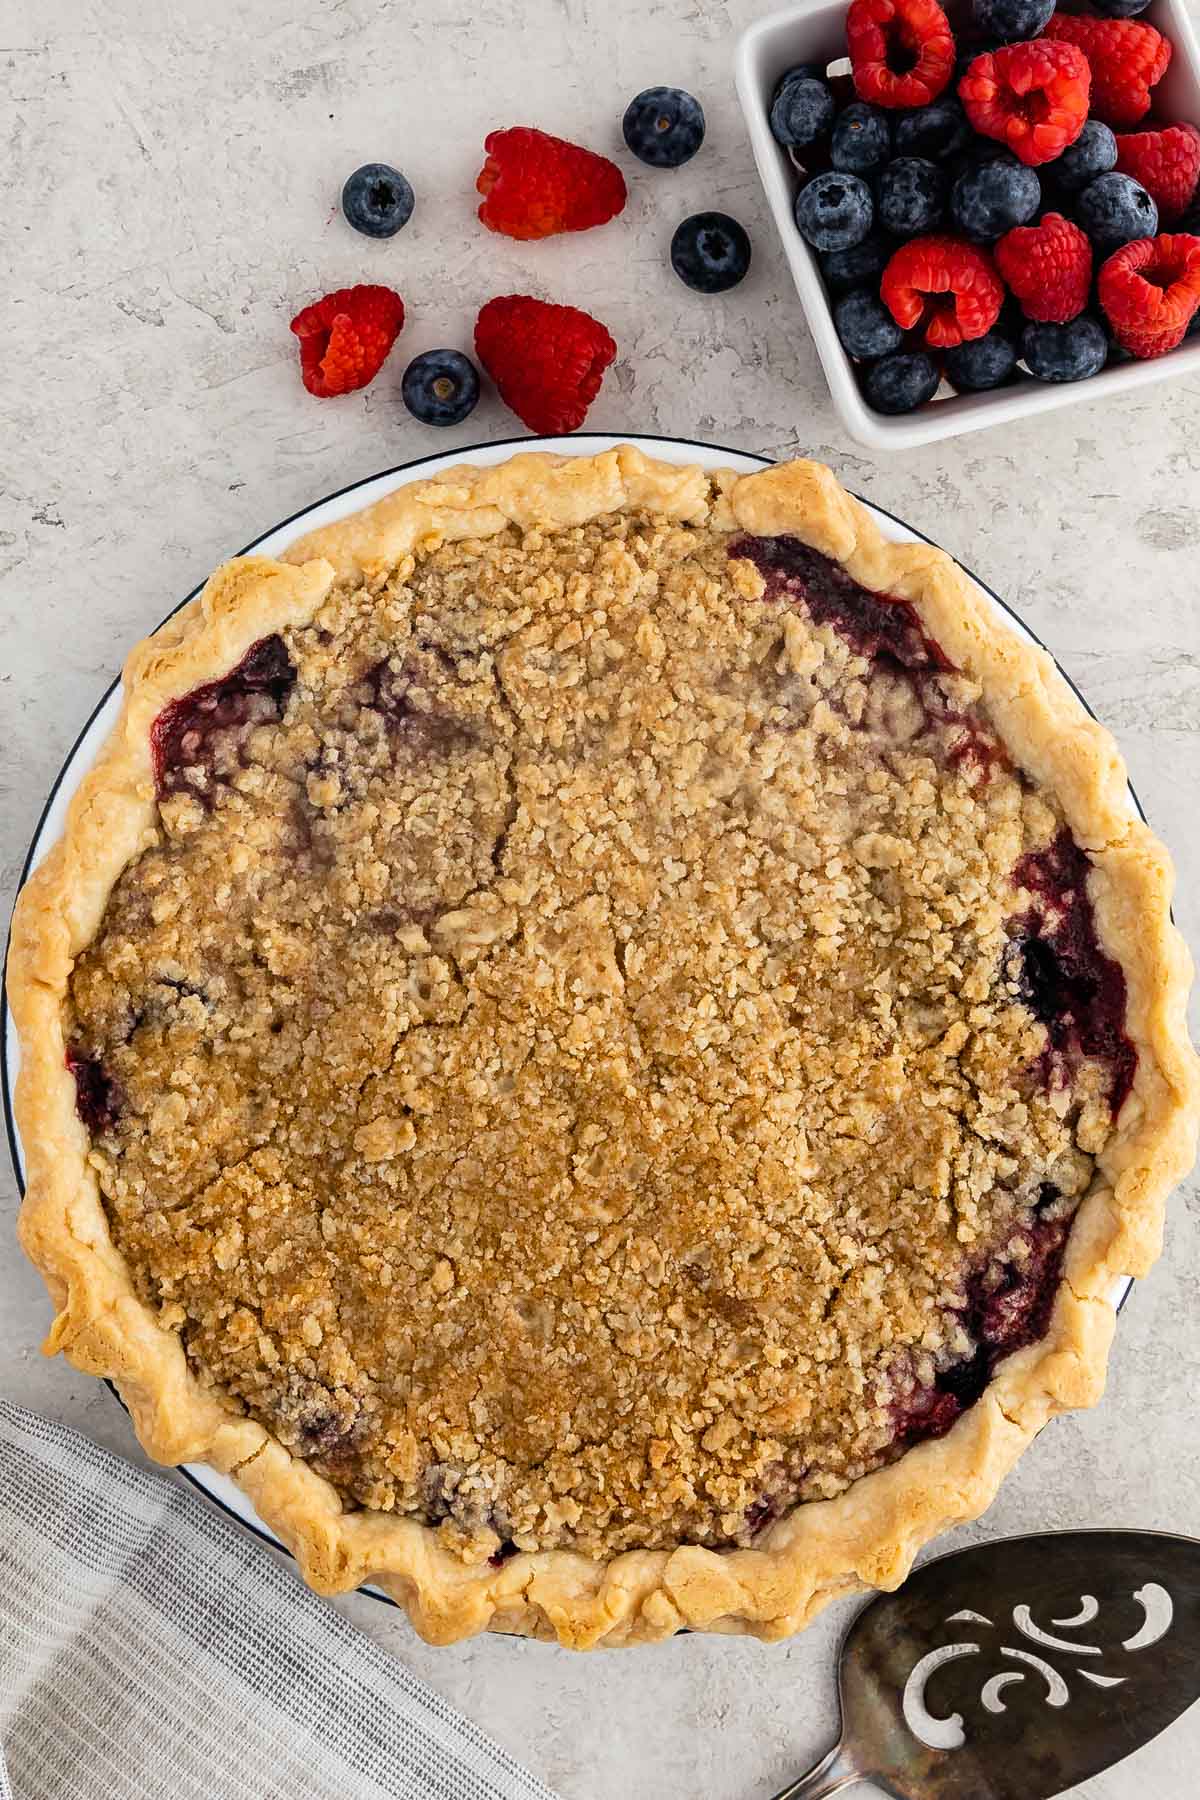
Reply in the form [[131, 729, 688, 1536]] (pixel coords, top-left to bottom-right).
[[769, 1530, 1200, 1799]]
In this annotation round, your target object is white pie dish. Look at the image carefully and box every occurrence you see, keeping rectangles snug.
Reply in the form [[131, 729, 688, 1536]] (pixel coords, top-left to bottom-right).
[[734, 0, 1200, 450], [0, 430, 1141, 1600]]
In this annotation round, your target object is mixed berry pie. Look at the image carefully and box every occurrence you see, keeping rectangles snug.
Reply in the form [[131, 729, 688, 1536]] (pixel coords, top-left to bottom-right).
[[10, 448, 1197, 1648]]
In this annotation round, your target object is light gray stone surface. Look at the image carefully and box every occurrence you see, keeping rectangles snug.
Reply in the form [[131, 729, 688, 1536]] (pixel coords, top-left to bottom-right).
[[2, 2, 1198, 1796]]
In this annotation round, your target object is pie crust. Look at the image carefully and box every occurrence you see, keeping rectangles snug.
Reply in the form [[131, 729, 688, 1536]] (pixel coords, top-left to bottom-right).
[[9, 447, 1198, 1649]]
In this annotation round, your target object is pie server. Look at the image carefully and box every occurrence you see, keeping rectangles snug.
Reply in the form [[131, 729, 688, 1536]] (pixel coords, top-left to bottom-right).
[[769, 1529, 1200, 1799]]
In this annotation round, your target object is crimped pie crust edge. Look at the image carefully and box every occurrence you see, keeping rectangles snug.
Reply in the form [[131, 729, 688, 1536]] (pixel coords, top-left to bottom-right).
[[8, 446, 1198, 1649]]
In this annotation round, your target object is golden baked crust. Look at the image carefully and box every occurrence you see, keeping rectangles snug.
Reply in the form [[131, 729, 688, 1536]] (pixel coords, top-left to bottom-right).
[[9, 447, 1198, 1649]]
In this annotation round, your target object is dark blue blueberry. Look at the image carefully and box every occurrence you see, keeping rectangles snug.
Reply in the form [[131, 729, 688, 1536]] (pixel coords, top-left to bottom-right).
[[1090, 0, 1150, 14], [770, 75, 834, 149], [894, 98, 970, 162], [830, 103, 892, 175], [819, 232, 892, 294], [1178, 196, 1200, 235], [622, 87, 705, 168], [1022, 315, 1108, 381], [1076, 173, 1158, 254], [950, 154, 1040, 242], [401, 350, 480, 426], [943, 329, 1018, 390], [1048, 121, 1117, 194], [833, 288, 905, 359], [971, 0, 1054, 42], [1188, 307, 1200, 339], [341, 163, 414, 238], [795, 171, 874, 252], [878, 157, 945, 238], [862, 351, 940, 413], [670, 211, 751, 292]]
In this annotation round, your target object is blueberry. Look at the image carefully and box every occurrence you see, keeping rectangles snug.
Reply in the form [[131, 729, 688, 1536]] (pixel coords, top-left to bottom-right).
[[950, 155, 1040, 242], [1090, 0, 1150, 13], [819, 232, 892, 294], [834, 288, 905, 359], [878, 158, 945, 238], [1076, 172, 1158, 253], [1178, 196, 1200, 235], [670, 212, 752, 292], [943, 330, 1018, 389], [971, 0, 1054, 42], [795, 171, 874, 252], [895, 98, 970, 162], [341, 163, 414, 238], [1187, 308, 1200, 338], [862, 351, 940, 413], [770, 75, 835, 148], [1047, 121, 1117, 195], [830, 102, 892, 175], [623, 86, 705, 168], [401, 350, 480, 426], [1022, 316, 1108, 381]]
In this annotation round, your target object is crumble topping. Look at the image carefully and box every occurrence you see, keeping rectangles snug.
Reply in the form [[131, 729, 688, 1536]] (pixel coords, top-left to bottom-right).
[[67, 513, 1124, 1559]]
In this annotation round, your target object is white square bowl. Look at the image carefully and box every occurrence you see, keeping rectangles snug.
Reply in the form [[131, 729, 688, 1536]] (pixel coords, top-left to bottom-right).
[[735, 0, 1200, 450]]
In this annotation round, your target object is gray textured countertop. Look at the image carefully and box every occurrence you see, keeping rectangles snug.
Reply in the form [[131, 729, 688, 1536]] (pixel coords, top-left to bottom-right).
[[2, 2, 1198, 1796]]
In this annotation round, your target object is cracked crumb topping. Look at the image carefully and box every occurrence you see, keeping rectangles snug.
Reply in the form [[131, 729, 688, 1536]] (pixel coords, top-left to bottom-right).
[[67, 511, 1123, 1561]]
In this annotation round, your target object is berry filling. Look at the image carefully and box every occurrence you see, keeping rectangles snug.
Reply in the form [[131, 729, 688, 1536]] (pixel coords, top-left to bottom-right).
[[151, 634, 296, 803], [362, 651, 478, 756], [66, 1046, 121, 1134]]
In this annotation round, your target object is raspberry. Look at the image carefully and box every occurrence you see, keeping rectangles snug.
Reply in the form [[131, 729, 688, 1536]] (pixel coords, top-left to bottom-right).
[[959, 40, 1091, 166], [289, 285, 405, 398], [880, 234, 1005, 347], [1044, 14, 1170, 129], [846, 0, 955, 110], [1098, 233, 1200, 357], [476, 128, 626, 240], [474, 295, 617, 433], [1115, 125, 1200, 223], [995, 212, 1092, 321]]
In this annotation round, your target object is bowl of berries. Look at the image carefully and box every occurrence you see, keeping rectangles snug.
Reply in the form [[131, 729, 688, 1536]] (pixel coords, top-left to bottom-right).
[[736, 0, 1200, 447]]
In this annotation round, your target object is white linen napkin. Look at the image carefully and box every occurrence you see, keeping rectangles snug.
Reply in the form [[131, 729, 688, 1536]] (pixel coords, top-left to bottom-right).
[[0, 1400, 560, 1800]]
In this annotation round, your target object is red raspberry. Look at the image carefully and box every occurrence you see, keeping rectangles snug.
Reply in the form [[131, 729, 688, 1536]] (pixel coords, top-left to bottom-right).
[[289, 285, 405, 398], [995, 213, 1092, 322], [846, 0, 955, 110], [880, 235, 1005, 348], [476, 128, 627, 240], [1045, 14, 1171, 129], [1098, 233, 1200, 358], [1115, 125, 1200, 223], [475, 295, 617, 433], [958, 41, 1091, 167]]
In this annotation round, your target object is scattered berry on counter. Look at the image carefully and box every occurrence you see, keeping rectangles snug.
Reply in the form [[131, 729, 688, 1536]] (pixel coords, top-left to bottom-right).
[[1076, 170, 1158, 251], [971, 0, 1054, 44], [474, 295, 616, 433], [670, 212, 753, 291], [831, 102, 893, 174], [881, 233, 1005, 345], [862, 348, 942, 410], [795, 171, 875, 251], [770, 72, 836, 147], [833, 286, 906, 356], [950, 154, 1041, 240], [878, 156, 946, 236], [959, 40, 1091, 166], [943, 327, 1019, 387], [476, 127, 626, 239], [1098, 231, 1200, 355], [1044, 14, 1171, 130], [995, 211, 1092, 320], [847, 0, 956, 110], [290, 285, 405, 397], [622, 87, 706, 167], [1114, 124, 1200, 223], [1021, 313, 1110, 377], [401, 349, 480, 426], [1048, 118, 1117, 191], [894, 97, 969, 161], [341, 164, 414, 238], [820, 231, 894, 292]]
